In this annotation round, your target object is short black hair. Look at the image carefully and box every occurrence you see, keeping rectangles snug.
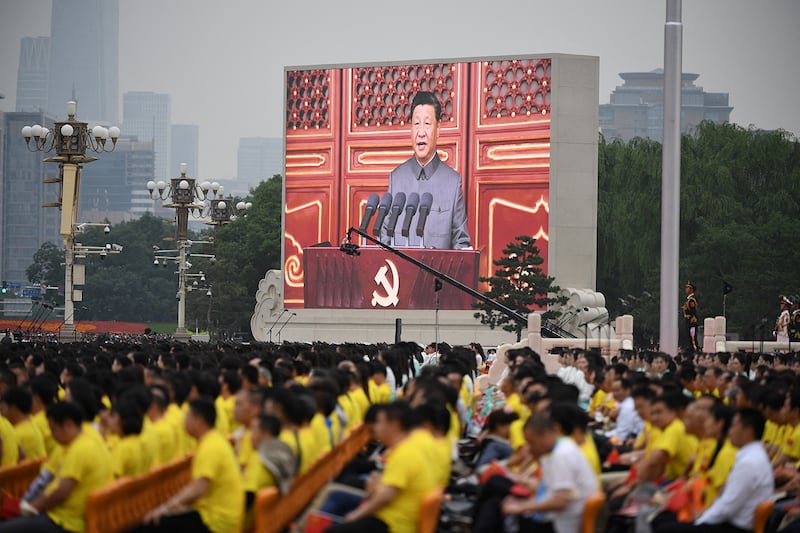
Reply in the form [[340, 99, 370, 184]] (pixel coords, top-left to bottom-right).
[[382, 400, 413, 432], [524, 411, 556, 434], [256, 413, 282, 437], [188, 396, 216, 428], [737, 407, 766, 440], [112, 396, 144, 436], [29, 375, 58, 406], [410, 91, 442, 122], [46, 401, 83, 426], [1, 386, 33, 413]]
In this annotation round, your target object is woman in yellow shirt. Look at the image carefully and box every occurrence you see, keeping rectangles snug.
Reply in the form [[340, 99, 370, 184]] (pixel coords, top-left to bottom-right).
[[108, 396, 145, 478], [701, 402, 738, 507], [0, 386, 46, 460]]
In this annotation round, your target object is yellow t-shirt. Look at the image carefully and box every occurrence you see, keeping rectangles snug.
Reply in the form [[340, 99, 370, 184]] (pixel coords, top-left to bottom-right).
[[579, 433, 602, 477], [152, 417, 178, 464], [634, 421, 662, 459], [763, 420, 778, 445], [653, 418, 696, 481], [375, 431, 439, 533], [214, 399, 230, 437], [139, 418, 161, 471], [376, 383, 392, 404], [350, 388, 371, 423], [0, 415, 19, 466], [338, 393, 360, 430], [32, 410, 57, 455], [242, 450, 276, 493], [589, 390, 607, 415], [689, 437, 717, 477], [504, 393, 528, 419], [165, 403, 194, 456], [446, 405, 462, 446], [222, 395, 240, 432], [784, 423, 800, 460], [311, 413, 337, 453], [278, 426, 319, 475], [237, 428, 255, 469], [15, 418, 46, 460], [111, 434, 145, 478], [191, 430, 245, 533], [46, 431, 113, 533], [703, 439, 738, 506]]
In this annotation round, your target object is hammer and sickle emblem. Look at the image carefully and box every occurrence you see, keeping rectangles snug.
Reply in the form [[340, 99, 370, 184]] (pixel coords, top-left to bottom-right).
[[371, 259, 400, 307]]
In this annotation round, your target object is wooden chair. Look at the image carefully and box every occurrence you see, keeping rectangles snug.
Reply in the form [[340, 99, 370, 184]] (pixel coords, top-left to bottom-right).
[[753, 500, 775, 533], [418, 487, 445, 533], [253, 423, 371, 533], [580, 491, 607, 533], [85, 455, 192, 533], [0, 458, 44, 497]]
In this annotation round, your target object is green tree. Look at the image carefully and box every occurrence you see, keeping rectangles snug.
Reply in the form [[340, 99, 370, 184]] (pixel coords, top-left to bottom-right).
[[26, 241, 65, 288], [473, 235, 566, 341], [597, 122, 800, 344], [187, 175, 283, 335]]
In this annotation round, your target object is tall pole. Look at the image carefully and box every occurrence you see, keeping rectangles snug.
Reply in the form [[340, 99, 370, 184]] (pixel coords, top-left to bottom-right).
[[62, 235, 75, 340], [59, 161, 81, 341], [659, 0, 683, 356], [175, 207, 190, 341]]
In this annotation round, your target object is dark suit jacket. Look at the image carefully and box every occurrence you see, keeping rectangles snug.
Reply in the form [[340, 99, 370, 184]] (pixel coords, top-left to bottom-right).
[[382, 154, 471, 249]]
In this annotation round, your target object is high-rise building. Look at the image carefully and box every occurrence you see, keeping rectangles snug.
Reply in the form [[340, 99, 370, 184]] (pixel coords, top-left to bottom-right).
[[1, 112, 61, 286], [599, 69, 732, 142], [48, 0, 119, 123], [15, 37, 50, 113], [79, 137, 155, 223], [237, 137, 283, 185], [170, 124, 199, 178], [123, 92, 170, 181]]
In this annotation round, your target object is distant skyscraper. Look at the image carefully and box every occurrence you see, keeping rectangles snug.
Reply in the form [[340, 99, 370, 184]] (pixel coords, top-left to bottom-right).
[[123, 92, 171, 181], [79, 137, 155, 222], [15, 37, 50, 113], [48, 0, 118, 123], [599, 69, 732, 142], [170, 124, 199, 178], [1, 112, 61, 286], [237, 137, 283, 185]]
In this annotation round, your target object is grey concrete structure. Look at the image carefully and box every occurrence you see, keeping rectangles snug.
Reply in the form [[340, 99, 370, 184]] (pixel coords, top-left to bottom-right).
[[15, 37, 50, 113]]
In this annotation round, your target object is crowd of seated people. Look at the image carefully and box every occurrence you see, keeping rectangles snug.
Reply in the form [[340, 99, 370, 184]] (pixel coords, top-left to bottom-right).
[[1, 339, 800, 532]]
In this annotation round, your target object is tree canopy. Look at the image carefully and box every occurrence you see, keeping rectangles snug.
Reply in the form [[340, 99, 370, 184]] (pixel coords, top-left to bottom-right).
[[598, 122, 800, 344]]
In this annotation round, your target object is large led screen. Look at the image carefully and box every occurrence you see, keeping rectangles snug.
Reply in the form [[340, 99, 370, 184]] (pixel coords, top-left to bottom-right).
[[283, 58, 552, 309]]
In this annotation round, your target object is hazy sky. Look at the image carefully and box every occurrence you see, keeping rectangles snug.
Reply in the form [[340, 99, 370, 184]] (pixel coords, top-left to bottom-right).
[[1, 0, 798, 181]]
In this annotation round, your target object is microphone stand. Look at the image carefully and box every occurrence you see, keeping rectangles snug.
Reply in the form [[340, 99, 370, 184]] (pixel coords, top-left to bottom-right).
[[267, 309, 288, 344], [341, 227, 527, 328], [276, 313, 296, 344]]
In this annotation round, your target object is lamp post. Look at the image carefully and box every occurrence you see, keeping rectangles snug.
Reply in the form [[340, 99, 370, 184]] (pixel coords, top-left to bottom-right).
[[21, 100, 119, 341], [148, 167, 218, 341]]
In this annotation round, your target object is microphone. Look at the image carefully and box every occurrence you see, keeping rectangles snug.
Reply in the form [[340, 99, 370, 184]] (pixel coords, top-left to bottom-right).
[[400, 192, 420, 238], [359, 193, 380, 233], [416, 192, 433, 238], [385, 192, 406, 238], [372, 192, 392, 236]]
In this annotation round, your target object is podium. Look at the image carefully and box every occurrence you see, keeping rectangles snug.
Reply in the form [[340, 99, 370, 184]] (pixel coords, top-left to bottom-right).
[[303, 247, 480, 310]]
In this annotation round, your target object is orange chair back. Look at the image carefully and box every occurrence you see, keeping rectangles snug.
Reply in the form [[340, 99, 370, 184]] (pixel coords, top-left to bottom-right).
[[418, 487, 445, 533], [753, 500, 775, 533], [580, 491, 607, 533]]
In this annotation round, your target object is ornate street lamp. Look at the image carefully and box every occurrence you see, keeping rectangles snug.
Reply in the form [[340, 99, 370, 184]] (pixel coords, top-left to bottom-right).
[[21, 100, 119, 341], [147, 166, 217, 340]]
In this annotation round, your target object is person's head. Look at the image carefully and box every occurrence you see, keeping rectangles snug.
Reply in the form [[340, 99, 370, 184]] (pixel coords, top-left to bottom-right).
[[611, 378, 632, 403], [185, 396, 216, 438], [46, 401, 84, 445], [632, 386, 655, 420], [705, 402, 734, 441], [234, 387, 264, 425], [29, 375, 58, 413], [728, 407, 766, 448], [110, 395, 144, 437], [409, 91, 441, 166], [685, 281, 695, 295], [652, 353, 671, 375], [483, 409, 518, 439], [649, 393, 683, 430], [0, 386, 33, 424], [683, 396, 716, 437], [250, 413, 282, 449], [702, 367, 721, 392], [523, 412, 559, 458], [373, 400, 412, 447]]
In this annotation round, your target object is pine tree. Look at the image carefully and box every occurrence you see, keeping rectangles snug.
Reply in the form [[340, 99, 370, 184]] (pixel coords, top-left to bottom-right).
[[473, 235, 566, 341]]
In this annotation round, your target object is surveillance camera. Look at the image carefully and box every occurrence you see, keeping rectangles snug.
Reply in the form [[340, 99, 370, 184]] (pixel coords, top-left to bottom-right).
[[209, 257, 217, 264], [105, 243, 112, 250], [153, 258, 159, 267], [104, 225, 110, 234], [100, 252, 107, 260]]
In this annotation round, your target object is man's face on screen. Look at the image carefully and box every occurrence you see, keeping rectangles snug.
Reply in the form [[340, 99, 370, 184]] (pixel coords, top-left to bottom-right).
[[411, 104, 440, 166]]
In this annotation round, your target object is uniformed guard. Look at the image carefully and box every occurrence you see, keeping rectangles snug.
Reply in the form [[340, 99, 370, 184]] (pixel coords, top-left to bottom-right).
[[776, 295, 792, 343], [790, 295, 800, 344], [683, 281, 699, 352]]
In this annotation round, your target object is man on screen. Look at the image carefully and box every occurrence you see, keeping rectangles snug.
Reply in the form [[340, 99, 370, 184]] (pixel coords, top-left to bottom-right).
[[382, 91, 471, 250]]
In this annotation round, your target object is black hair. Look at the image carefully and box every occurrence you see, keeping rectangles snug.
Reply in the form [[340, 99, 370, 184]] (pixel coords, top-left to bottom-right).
[[0, 386, 33, 414], [707, 403, 734, 469], [46, 401, 83, 426], [524, 411, 556, 434], [67, 377, 101, 421], [411, 402, 451, 435], [256, 413, 282, 437], [188, 396, 216, 428], [29, 375, 58, 407], [112, 395, 144, 436], [737, 407, 766, 440], [483, 409, 519, 433], [383, 400, 413, 432], [149, 384, 170, 411], [409, 91, 442, 122], [548, 402, 590, 435], [240, 365, 259, 386]]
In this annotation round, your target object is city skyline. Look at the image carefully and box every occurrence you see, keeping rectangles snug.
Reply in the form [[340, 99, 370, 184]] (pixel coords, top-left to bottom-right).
[[0, 0, 798, 181]]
